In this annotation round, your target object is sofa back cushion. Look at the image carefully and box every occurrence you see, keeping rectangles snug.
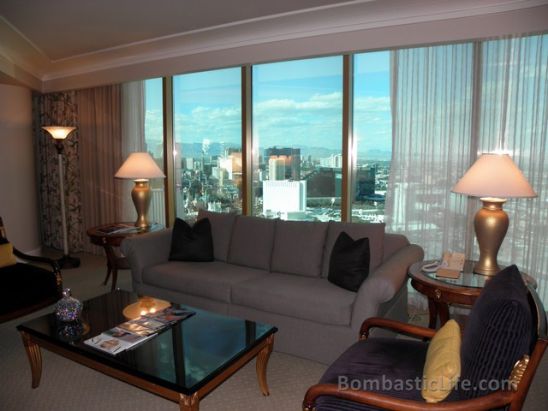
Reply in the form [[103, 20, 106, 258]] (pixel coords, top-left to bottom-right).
[[169, 218, 214, 262], [197, 209, 237, 262], [228, 216, 276, 270], [321, 222, 385, 277], [271, 220, 328, 277]]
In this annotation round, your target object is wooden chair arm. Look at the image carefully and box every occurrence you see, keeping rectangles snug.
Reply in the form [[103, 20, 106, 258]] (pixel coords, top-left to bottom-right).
[[360, 317, 437, 340], [302, 383, 514, 411], [13, 247, 60, 273]]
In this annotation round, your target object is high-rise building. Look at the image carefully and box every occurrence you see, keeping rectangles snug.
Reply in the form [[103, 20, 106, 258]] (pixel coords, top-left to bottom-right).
[[306, 168, 342, 198], [264, 147, 301, 180], [355, 167, 376, 200], [268, 157, 286, 180], [262, 180, 307, 219], [319, 154, 343, 168]]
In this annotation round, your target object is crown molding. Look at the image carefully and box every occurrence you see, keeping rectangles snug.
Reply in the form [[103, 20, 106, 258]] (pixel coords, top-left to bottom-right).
[[1, 0, 547, 91]]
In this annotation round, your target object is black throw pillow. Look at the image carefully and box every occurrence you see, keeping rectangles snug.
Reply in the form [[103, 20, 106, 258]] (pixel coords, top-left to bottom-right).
[[169, 218, 214, 262], [328, 231, 370, 292]]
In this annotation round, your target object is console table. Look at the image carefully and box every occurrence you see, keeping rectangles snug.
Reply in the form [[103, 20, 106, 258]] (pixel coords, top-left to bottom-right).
[[408, 260, 536, 329], [87, 223, 163, 291]]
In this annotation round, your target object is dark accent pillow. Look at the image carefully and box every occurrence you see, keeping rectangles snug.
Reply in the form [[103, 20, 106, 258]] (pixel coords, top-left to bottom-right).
[[328, 231, 370, 292], [457, 264, 532, 400], [169, 218, 214, 262]]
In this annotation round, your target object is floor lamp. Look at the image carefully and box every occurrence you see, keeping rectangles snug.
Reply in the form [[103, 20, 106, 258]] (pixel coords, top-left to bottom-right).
[[42, 126, 81, 269]]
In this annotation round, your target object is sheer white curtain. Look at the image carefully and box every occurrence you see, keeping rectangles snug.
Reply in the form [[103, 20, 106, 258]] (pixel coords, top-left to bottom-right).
[[120, 81, 146, 222], [386, 34, 548, 307], [476, 34, 548, 303], [386, 43, 475, 258]]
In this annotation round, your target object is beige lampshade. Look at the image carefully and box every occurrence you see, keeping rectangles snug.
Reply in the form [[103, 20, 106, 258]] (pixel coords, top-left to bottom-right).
[[115, 152, 165, 180], [42, 126, 76, 140], [452, 153, 536, 199]]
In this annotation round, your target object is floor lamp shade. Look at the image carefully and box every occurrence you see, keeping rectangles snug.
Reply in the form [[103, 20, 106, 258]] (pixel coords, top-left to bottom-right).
[[115, 152, 165, 228], [42, 125, 80, 269], [452, 153, 536, 275]]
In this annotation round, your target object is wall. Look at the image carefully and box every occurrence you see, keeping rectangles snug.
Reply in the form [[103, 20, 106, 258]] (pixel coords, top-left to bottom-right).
[[0, 84, 40, 252]]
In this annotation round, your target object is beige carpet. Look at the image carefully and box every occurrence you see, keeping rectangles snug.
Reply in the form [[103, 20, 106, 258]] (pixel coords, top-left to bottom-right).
[[0, 252, 326, 410]]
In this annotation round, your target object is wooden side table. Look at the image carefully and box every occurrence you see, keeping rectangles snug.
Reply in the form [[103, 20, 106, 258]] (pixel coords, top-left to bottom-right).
[[408, 260, 536, 329], [86, 223, 163, 291]]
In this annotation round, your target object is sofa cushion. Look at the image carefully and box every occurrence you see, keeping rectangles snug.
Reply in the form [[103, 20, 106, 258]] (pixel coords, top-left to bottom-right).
[[228, 216, 276, 271], [232, 272, 355, 325], [317, 338, 426, 410], [197, 209, 237, 262], [169, 218, 214, 262], [457, 264, 533, 400], [271, 220, 327, 277], [142, 261, 267, 303], [322, 222, 385, 277], [328, 232, 370, 292]]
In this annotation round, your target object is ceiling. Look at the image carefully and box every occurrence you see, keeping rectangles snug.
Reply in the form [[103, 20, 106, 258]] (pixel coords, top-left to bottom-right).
[[0, 0, 359, 61], [1, 0, 547, 92]]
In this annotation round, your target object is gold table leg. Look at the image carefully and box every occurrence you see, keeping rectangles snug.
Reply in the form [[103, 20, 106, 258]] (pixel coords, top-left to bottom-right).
[[20, 331, 42, 388], [256, 334, 274, 396], [179, 392, 199, 411]]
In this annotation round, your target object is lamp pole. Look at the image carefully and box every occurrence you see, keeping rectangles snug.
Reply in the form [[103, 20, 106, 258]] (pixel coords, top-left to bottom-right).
[[42, 126, 80, 269]]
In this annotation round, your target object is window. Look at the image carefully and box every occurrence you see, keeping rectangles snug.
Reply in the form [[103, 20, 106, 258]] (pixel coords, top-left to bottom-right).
[[252, 56, 343, 221], [352, 51, 392, 223], [173, 67, 242, 218], [144, 78, 166, 225]]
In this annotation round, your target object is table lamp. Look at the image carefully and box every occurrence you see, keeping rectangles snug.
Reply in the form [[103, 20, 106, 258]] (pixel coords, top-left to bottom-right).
[[452, 153, 536, 275], [42, 126, 80, 269], [115, 152, 165, 228]]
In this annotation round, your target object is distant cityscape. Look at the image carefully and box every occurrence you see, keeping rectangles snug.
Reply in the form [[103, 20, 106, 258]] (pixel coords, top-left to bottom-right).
[[147, 139, 390, 223]]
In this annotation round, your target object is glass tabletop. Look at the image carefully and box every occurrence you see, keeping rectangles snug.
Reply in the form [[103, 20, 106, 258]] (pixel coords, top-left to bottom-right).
[[420, 260, 489, 289], [17, 290, 277, 395]]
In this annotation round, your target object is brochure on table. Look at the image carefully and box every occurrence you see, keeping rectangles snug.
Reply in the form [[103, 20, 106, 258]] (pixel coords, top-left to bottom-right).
[[84, 307, 195, 355]]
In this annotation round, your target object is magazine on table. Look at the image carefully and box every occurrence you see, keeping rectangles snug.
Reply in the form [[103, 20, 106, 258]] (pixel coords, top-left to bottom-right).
[[84, 307, 195, 355], [84, 328, 155, 354]]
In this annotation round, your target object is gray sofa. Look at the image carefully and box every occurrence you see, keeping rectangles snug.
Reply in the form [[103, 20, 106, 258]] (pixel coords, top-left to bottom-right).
[[121, 210, 424, 364]]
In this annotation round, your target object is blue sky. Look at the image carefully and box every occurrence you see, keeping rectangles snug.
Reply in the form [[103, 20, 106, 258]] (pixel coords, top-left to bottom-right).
[[145, 51, 392, 156]]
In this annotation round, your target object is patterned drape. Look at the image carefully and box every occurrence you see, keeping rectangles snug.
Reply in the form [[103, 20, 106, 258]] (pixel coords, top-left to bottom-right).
[[34, 91, 84, 252], [35, 85, 123, 254]]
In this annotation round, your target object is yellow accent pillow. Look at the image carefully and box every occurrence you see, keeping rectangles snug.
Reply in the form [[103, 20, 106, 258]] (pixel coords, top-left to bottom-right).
[[0, 242, 17, 268], [422, 319, 461, 403]]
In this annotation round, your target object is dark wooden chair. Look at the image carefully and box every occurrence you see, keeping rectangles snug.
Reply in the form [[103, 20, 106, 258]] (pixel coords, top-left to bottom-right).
[[0, 217, 63, 323], [303, 265, 547, 411]]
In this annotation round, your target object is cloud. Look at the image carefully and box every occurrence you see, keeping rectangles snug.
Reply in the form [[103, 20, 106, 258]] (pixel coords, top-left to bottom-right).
[[146, 92, 392, 152]]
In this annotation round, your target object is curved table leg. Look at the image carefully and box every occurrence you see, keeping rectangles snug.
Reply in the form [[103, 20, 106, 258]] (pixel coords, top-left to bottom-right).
[[103, 263, 112, 286], [256, 334, 274, 396], [20, 331, 42, 388], [438, 302, 450, 327], [427, 298, 438, 329], [179, 392, 199, 411], [111, 267, 118, 291]]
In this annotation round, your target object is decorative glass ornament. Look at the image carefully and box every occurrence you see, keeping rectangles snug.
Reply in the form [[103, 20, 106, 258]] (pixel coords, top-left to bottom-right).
[[55, 288, 82, 322]]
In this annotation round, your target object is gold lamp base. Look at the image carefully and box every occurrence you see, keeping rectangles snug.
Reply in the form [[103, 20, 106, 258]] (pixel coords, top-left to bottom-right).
[[473, 198, 509, 276], [131, 179, 152, 228]]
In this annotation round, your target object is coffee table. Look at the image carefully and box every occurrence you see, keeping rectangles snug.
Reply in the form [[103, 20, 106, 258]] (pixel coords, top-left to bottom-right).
[[17, 290, 277, 410]]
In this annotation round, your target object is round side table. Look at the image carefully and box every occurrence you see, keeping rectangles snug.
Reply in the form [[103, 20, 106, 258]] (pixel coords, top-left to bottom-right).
[[408, 260, 536, 329], [87, 223, 163, 291]]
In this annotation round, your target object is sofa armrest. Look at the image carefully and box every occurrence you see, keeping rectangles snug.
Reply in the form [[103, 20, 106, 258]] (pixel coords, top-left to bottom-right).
[[120, 229, 172, 284], [350, 244, 424, 331]]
